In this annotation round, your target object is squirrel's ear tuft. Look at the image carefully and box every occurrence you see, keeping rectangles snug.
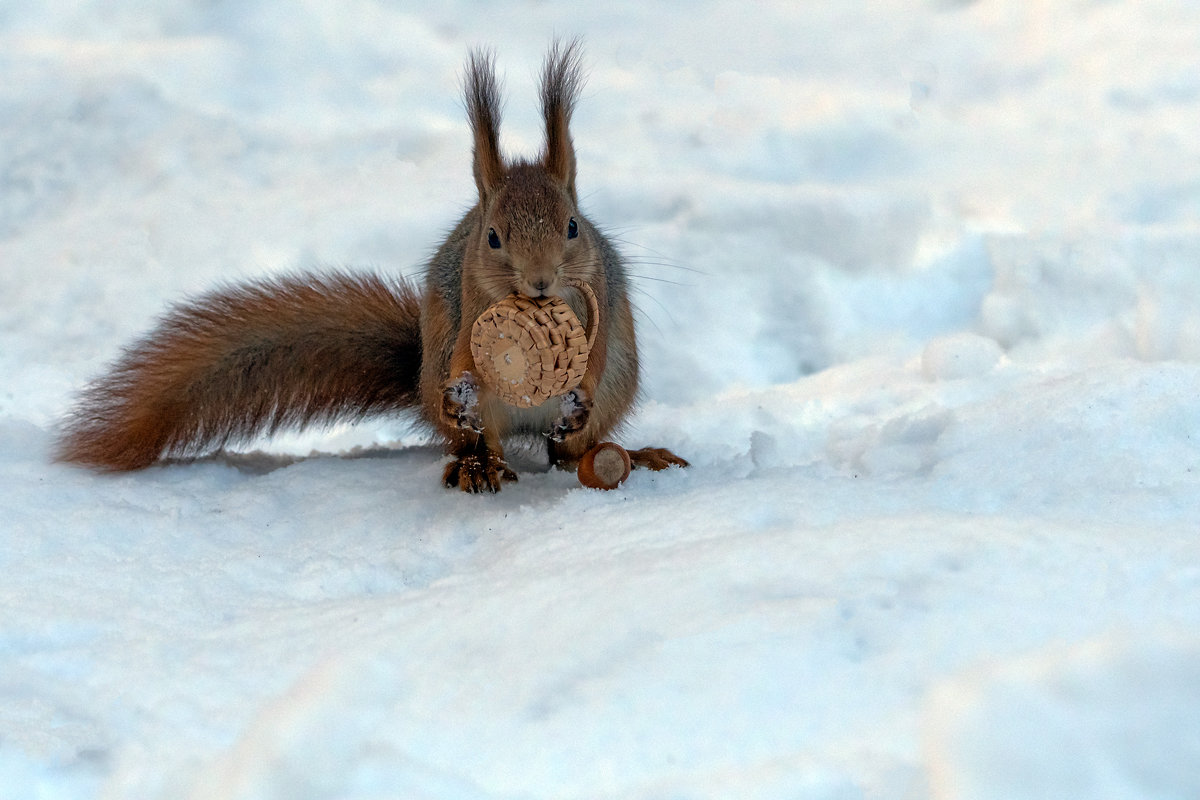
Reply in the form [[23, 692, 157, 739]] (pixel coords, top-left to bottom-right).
[[465, 48, 506, 202], [540, 38, 585, 202]]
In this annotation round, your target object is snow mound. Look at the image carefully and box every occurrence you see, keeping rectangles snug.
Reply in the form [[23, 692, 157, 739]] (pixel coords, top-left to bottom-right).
[[926, 633, 1200, 800]]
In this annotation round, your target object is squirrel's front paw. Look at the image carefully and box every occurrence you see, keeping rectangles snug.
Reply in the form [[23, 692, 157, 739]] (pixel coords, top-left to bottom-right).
[[443, 372, 484, 433], [548, 389, 592, 442]]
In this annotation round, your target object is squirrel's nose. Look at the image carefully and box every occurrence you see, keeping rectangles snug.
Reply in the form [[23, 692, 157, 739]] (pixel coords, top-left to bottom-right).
[[521, 266, 557, 297]]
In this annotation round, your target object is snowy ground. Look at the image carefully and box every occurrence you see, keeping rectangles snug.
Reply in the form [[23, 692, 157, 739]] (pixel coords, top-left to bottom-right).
[[3, 2, 1200, 798]]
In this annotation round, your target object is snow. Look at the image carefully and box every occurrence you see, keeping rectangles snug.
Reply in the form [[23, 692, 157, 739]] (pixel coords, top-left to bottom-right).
[[3, 2, 1199, 798]]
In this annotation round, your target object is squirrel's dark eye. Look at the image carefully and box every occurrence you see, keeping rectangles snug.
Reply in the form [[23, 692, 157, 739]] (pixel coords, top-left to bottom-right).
[[567, 217, 578, 239], [487, 228, 501, 249]]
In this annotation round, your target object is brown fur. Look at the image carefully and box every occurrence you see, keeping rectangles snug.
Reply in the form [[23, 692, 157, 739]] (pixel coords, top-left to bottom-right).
[[540, 38, 582, 200], [465, 48, 505, 201], [58, 272, 422, 470], [57, 41, 687, 490]]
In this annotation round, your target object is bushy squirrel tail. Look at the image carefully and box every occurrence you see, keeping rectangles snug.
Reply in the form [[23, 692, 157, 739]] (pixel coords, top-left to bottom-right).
[[57, 272, 423, 470]]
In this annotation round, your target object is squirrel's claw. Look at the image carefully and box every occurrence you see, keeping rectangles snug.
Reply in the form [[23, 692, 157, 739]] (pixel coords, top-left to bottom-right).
[[548, 389, 591, 442], [443, 372, 484, 433]]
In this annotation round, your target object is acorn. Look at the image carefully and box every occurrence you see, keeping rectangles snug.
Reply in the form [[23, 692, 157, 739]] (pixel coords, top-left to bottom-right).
[[577, 442, 632, 490]]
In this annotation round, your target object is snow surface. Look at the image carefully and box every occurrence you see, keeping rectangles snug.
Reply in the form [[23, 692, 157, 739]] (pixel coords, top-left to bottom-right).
[[3, 2, 1200, 798]]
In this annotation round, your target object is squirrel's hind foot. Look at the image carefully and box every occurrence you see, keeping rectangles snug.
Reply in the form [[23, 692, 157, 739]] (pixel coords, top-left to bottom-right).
[[443, 452, 518, 493], [627, 447, 689, 471]]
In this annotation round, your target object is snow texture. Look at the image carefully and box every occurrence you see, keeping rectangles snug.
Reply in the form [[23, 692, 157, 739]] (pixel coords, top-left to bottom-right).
[[2, 2, 1199, 798]]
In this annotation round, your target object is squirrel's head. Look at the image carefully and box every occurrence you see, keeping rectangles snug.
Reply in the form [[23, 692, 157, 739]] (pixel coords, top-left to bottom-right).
[[465, 40, 595, 299]]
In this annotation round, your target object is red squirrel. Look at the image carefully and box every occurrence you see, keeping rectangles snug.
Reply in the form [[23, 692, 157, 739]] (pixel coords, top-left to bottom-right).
[[57, 41, 687, 492]]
